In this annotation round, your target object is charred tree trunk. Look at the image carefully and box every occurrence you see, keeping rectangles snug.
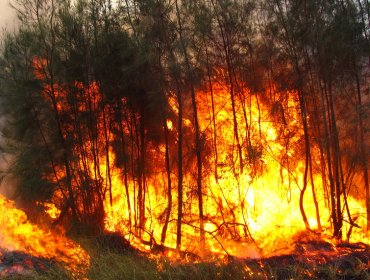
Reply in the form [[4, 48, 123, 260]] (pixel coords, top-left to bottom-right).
[[103, 108, 113, 206], [131, 113, 140, 232], [139, 105, 146, 235], [309, 150, 322, 231], [211, 0, 243, 174], [226, 50, 243, 175], [160, 100, 173, 245], [327, 79, 343, 239], [174, 0, 205, 252], [205, 47, 219, 182], [354, 68, 370, 230], [119, 108, 132, 230], [319, 80, 338, 234], [297, 88, 311, 230], [175, 78, 184, 250]]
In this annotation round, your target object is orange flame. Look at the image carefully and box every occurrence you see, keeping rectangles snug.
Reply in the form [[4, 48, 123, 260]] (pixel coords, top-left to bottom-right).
[[31, 56, 369, 261], [101, 81, 369, 259], [0, 195, 89, 278]]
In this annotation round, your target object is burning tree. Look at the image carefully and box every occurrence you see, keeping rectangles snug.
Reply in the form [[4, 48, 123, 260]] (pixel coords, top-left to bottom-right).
[[0, 0, 369, 260]]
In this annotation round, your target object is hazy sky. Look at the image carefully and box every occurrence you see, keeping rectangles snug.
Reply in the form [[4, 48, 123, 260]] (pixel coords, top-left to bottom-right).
[[0, 0, 16, 32]]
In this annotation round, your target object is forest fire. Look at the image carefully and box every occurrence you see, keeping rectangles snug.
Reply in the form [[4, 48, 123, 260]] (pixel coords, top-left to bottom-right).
[[30, 53, 370, 262], [0, 0, 369, 278], [100, 82, 369, 259]]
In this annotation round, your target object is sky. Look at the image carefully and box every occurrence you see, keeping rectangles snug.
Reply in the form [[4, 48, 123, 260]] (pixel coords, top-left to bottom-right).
[[0, 0, 16, 32]]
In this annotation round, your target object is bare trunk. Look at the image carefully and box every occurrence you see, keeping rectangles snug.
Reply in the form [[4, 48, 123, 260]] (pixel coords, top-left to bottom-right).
[[161, 103, 172, 245], [119, 109, 132, 230], [103, 108, 113, 206], [297, 89, 310, 230], [205, 47, 219, 182], [320, 81, 338, 232], [326, 79, 342, 239], [175, 78, 183, 250], [139, 106, 146, 234], [211, 0, 243, 174], [309, 151, 322, 231], [174, 0, 205, 252], [354, 68, 370, 230]]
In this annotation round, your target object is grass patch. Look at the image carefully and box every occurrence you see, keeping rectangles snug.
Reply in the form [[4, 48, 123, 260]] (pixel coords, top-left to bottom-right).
[[3, 237, 370, 279], [88, 252, 160, 280]]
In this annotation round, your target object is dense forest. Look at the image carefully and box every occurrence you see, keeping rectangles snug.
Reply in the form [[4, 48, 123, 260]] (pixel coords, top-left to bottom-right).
[[0, 0, 369, 257]]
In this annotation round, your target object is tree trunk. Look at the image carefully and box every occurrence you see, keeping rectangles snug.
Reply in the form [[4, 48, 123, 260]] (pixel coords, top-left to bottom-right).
[[175, 0, 205, 252], [297, 89, 311, 230], [354, 68, 370, 230], [175, 78, 184, 250], [160, 101, 173, 245], [205, 47, 219, 182]]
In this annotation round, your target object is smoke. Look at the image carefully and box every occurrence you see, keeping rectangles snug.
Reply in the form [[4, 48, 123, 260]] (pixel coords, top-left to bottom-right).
[[0, 1, 16, 31]]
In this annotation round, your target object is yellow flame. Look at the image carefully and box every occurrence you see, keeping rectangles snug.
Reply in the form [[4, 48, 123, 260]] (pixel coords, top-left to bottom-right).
[[100, 82, 369, 259], [0, 195, 89, 278], [44, 202, 61, 219]]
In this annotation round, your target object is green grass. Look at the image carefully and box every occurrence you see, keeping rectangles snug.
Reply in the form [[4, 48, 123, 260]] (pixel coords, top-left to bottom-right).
[[88, 252, 161, 280], [3, 238, 370, 280]]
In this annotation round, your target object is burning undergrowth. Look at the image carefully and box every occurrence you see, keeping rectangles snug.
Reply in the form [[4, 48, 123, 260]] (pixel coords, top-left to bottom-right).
[[0, 195, 89, 278], [86, 231, 370, 280], [239, 239, 370, 279], [0, 250, 64, 278]]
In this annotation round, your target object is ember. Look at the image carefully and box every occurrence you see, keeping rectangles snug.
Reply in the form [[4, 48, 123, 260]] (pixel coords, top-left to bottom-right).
[[0, 250, 55, 277], [241, 240, 370, 279]]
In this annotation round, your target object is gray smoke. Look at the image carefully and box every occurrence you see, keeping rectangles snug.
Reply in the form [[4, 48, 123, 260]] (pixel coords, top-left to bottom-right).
[[0, 0, 16, 34]]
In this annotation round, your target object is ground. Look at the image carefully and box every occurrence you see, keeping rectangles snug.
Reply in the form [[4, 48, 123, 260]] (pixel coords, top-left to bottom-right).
[[2, 233, 370, 280]]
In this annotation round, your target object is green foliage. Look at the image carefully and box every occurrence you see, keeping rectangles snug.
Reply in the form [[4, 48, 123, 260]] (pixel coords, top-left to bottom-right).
[[0, 29, 59, 202]]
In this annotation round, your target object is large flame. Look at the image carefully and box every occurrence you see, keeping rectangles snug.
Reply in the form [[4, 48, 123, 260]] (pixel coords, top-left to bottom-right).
[[0, 194, 89, 277], [102, 80, 369, 258], [32, 56, 369, 260]]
